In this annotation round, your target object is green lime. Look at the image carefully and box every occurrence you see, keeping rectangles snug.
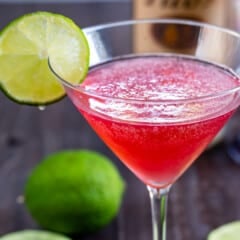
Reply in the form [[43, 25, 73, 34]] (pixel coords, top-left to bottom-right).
[[0, 230, 70, 240], [24, 150, 125, 235], [208, 221, 240, 240], [0, 11, 89, 105]]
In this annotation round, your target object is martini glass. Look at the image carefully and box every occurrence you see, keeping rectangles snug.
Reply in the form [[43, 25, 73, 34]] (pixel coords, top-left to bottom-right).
[[49, 19, 240, 240]]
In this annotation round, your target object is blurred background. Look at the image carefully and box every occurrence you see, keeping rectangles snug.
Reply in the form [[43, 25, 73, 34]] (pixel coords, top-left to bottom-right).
[[0, 1, 240, 240]]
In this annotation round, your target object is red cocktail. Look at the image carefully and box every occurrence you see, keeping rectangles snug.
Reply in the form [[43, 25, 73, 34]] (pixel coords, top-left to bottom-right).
[[73, 56, 237, 188], [50, 20, 240, 240]]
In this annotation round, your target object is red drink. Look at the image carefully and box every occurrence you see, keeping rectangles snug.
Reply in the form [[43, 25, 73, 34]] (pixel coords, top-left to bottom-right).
[[68, 56, 239, 188]]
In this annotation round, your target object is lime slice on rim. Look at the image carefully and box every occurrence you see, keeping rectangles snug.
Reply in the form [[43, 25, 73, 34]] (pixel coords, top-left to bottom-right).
[[208, 221, 240, 240], [0, 230, 71, 240], [0, 11, 89, 105]]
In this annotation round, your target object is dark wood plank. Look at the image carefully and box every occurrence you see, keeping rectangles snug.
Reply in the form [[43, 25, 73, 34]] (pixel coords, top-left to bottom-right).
[[0, 2, 132, 29]]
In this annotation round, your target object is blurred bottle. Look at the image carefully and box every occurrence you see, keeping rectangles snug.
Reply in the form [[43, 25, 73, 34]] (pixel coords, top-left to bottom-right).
[[227, 0, 240, 32], [133, 0, 226, 24], [224, 0, 240, 163], [133, 0, 227, 54], [133, 0, 229, 148]]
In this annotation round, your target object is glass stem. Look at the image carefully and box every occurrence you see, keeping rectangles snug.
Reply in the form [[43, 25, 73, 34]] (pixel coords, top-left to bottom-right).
[[147, 185, 171, 240]]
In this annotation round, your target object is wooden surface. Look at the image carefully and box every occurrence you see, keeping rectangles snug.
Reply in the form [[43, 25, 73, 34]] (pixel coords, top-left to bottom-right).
[[0, 2, 240, 240]]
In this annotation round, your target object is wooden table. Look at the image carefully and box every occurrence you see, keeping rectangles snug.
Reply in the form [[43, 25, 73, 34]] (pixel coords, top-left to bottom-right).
[[0, 2, 240, 240]]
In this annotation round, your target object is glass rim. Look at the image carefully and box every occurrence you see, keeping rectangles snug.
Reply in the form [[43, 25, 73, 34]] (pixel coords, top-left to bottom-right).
[[83, 18, 240, 37], [49, 18, 240, 104]]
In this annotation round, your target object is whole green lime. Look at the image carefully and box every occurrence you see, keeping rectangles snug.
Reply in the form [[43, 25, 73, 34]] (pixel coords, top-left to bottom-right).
[[24, 150, 125, 235], [0, 230, 71, 240]]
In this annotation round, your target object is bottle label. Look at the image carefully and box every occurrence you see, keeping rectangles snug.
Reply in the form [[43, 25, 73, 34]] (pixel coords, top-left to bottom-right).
[[133, 0, 226, 25]]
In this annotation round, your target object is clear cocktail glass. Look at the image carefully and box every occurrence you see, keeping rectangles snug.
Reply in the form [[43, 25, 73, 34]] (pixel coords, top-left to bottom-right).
[[49, 19, 240, 240]]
